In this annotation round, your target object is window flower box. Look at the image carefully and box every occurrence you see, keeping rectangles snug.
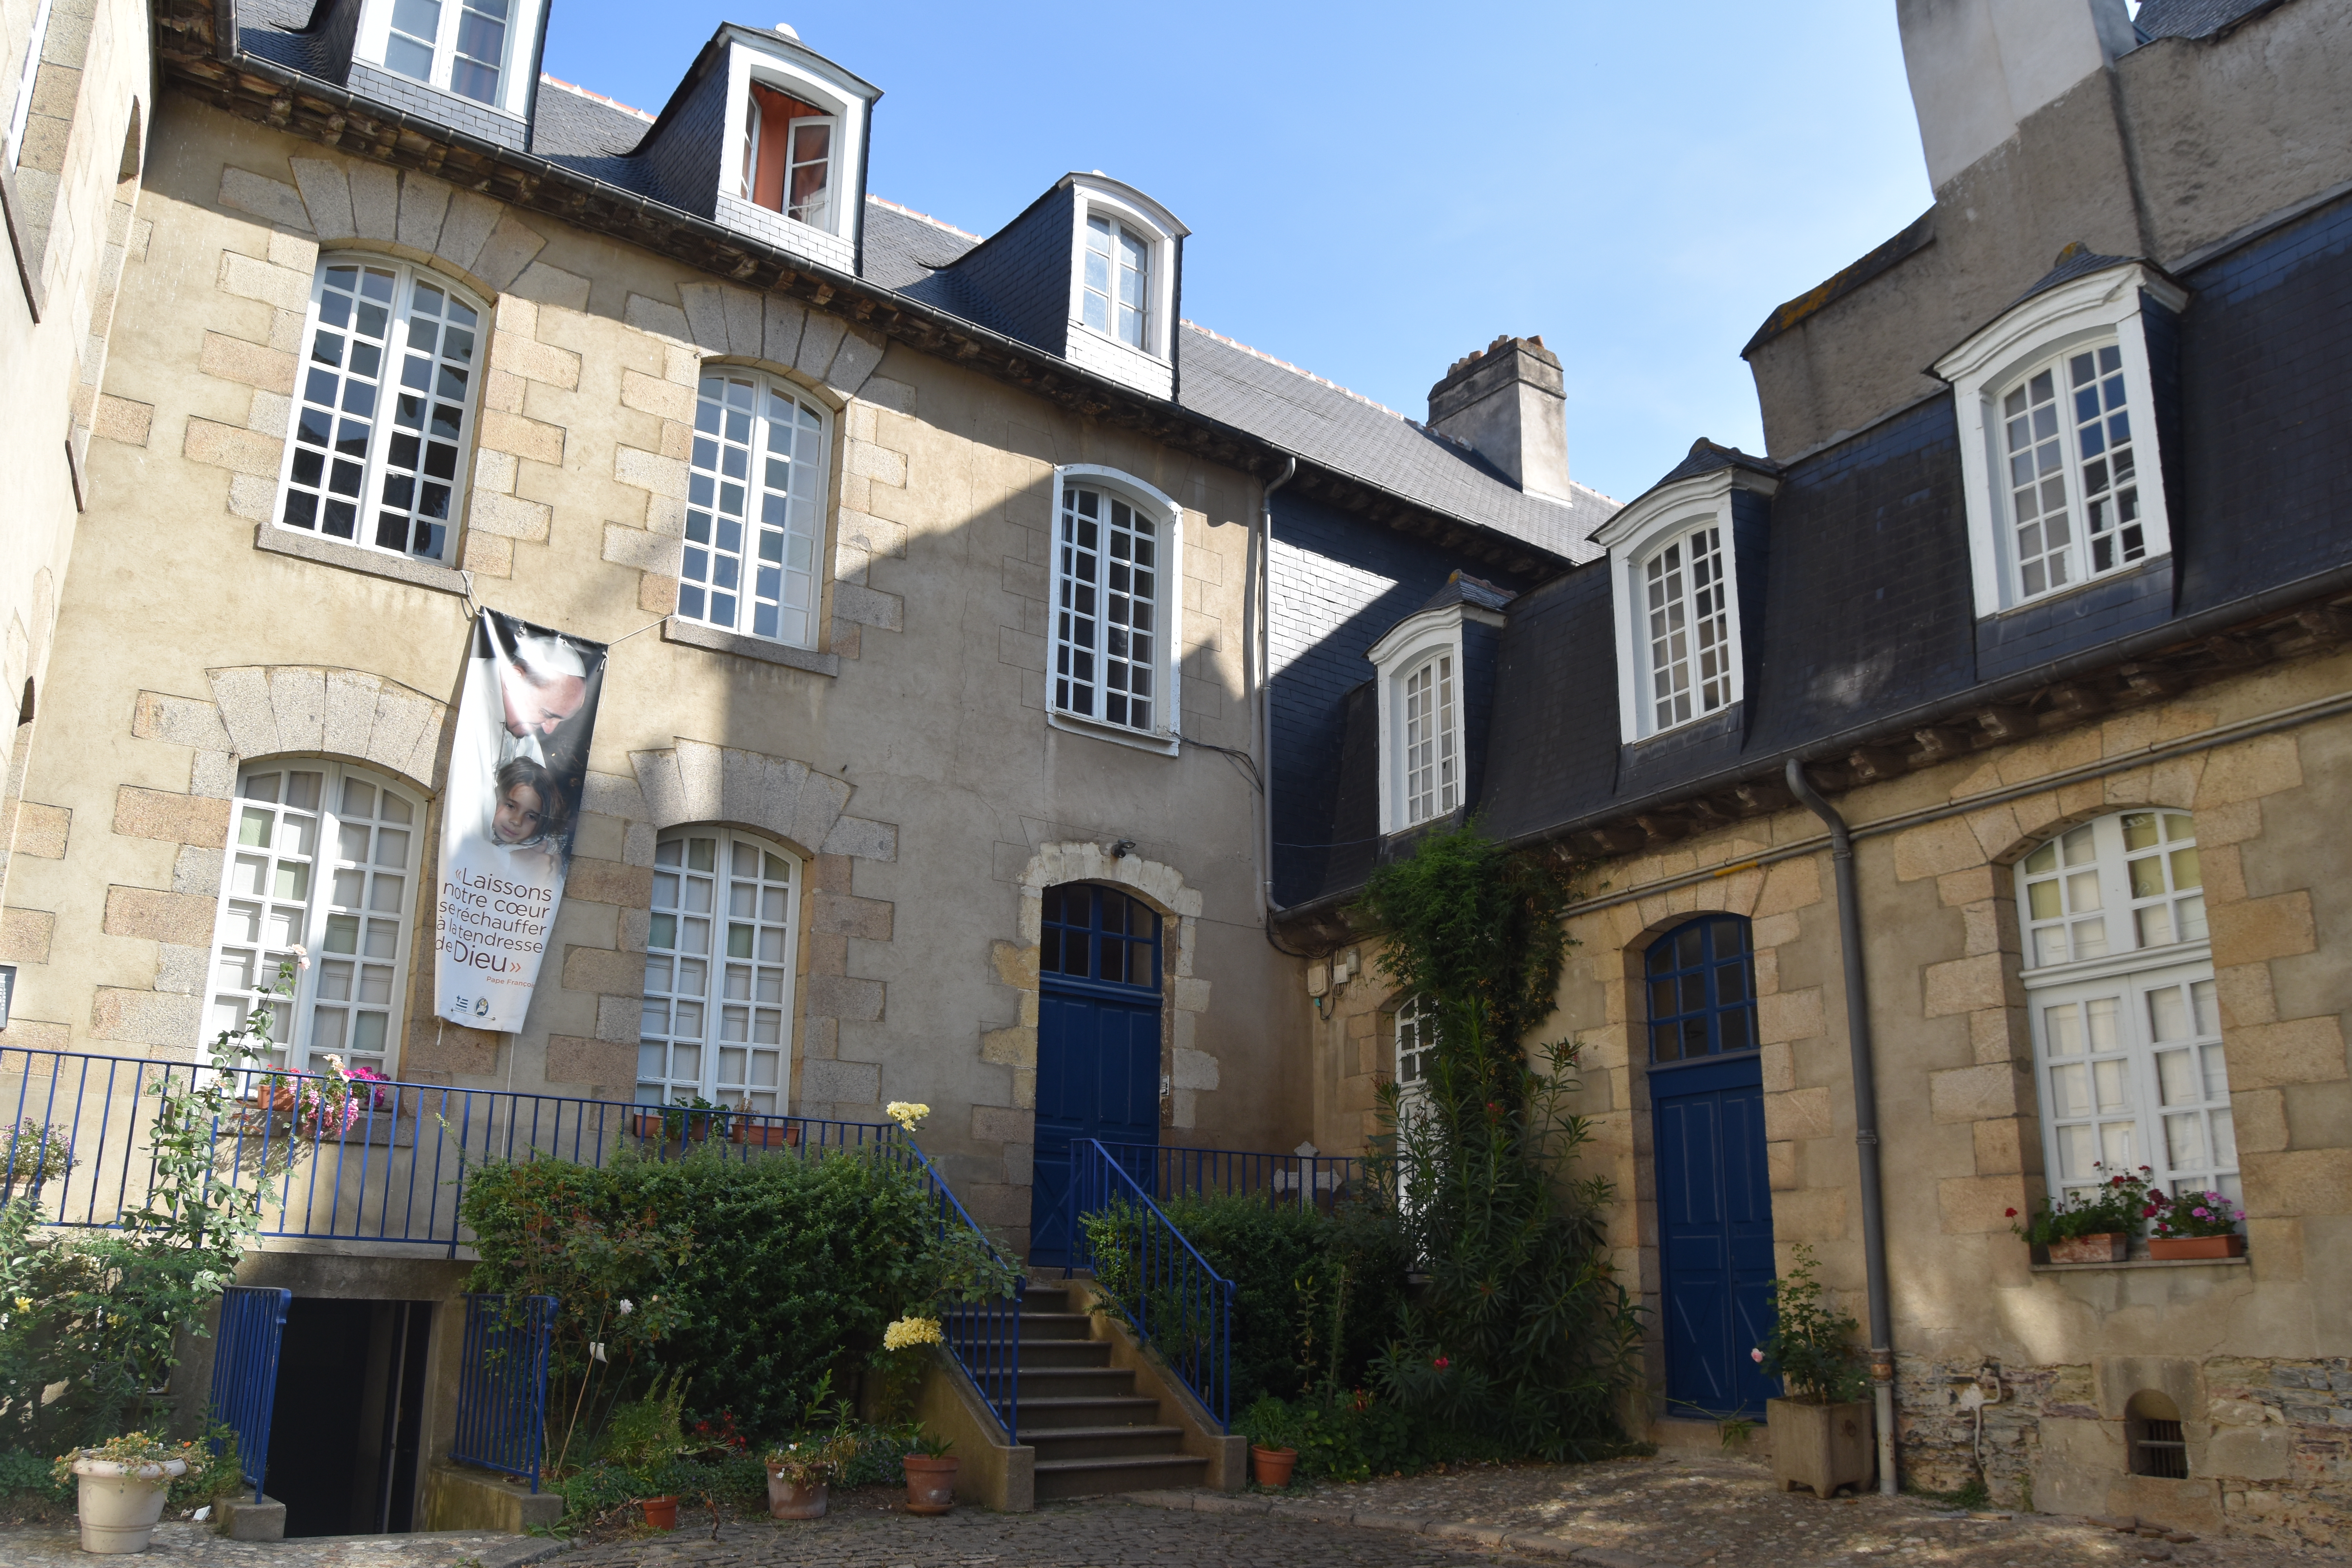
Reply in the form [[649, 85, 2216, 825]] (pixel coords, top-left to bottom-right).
[[730, 1120, 799, 1148], [2046, 1232, 2129, 1263], [2149, 1233, 2244, 1260]]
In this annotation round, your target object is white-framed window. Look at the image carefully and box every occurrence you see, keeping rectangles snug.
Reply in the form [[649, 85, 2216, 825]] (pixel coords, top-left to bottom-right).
[[274, 257, 483, 564], [1394, 994, 1439, 1096], [1935, 258, 2184, 618], [1082, 214, 1149, 351], [1641, 523, 1734, 733], [739, 82, 836, 229], [368, 0, 526, 109], [638, 829, 801, 1113], [1401, 653, 1458, 827], [1047, 466, 1183, 751], [2016, 810, 2233, 1208], [207, 762, 422, 1076], [676, 372, 829, 648], [4, 0, 53, 169]]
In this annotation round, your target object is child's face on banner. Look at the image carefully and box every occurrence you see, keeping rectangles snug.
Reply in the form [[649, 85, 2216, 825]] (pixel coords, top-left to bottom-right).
[[493, 781, 548, 845]]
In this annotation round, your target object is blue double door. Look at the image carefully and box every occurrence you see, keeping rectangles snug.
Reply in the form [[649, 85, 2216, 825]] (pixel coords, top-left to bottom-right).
[[1652, 1053, 1780, 1418]]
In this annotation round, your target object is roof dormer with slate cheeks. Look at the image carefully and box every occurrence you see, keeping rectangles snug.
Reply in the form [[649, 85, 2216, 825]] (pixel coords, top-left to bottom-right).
[[344, 0, 554, 149], [931, 174, 1186, 399], [621, 24, 878, 274], [1364, 573, 1515, 838]]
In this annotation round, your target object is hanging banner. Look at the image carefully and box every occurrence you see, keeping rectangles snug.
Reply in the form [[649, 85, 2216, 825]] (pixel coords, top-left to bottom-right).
[[436, 609, 608, 1031]]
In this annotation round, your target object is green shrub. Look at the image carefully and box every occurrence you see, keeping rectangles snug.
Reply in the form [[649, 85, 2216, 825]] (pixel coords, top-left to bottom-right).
[[1755, 1245, 1867, 1405], [1237, 1392, 1502, 1483]]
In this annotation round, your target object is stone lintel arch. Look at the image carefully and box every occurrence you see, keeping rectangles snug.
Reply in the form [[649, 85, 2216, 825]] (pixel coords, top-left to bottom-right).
[[984, 843, 1216, 1133], [128, 665, 453, 799], [622, 739, 897, 864]]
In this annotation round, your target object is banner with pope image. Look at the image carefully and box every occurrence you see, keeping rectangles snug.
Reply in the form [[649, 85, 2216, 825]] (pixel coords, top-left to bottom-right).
[[436, 609, 608, 1031]]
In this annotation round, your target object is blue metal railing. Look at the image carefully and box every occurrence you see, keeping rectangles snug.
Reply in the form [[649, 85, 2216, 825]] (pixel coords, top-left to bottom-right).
[[1101, 1141, 1365, 1213], [0, 1044, 893, 1254], [206, 1285, 290, 1503], [1068, 1137, 1234, 1429], [889, 1132, 1025, 1442], [452, 1293, 556, 1491]]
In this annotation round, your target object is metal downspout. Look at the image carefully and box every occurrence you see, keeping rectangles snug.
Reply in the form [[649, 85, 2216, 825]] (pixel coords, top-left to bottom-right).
[[1255, 457, 1297, 924], [1783, 758, 1899, 1496]]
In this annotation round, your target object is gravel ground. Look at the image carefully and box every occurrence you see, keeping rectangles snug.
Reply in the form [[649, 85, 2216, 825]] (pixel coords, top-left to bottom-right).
[[0, 1523, 556, 1567]]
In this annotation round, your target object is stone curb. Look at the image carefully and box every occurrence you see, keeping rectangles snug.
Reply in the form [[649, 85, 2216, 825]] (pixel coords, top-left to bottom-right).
[[1117, 1490, 1671, 1567]]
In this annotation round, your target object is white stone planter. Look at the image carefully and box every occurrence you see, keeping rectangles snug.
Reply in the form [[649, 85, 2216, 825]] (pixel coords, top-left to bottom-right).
[[72, 1455, 187, 1553]]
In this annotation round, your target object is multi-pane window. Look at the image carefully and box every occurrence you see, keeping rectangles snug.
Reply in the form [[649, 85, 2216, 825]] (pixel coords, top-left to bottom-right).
[[1645, 916, 1757, 1063], [740, 83, 834, 228], [1038, 883, 1162, 991], [207, 763, 419, 1076], [2016, 811, 2232, 1209], [276, 259, 481, 563], [1394, 996, 1439, 1094], [2000, 343, 2145, 601], [1052, 483, 1160, 734], [1643, 525, 1733, 732], [638, 832, 800, 1113], [4, 0, 52, 169], [1082, 214, 1149, 351], [1401, 655, 1457, 826], [677, 374, 827, 648], [382, 0, 510, 105]]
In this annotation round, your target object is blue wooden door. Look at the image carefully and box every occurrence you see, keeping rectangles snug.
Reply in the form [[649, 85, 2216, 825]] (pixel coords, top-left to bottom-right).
[[1653, 1053, 1779, 1419], [1030, 884, 1163, 1267]]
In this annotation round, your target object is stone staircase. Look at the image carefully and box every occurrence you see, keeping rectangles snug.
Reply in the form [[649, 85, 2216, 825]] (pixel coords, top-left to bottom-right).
[[1015, 1281, 1211, 1500]]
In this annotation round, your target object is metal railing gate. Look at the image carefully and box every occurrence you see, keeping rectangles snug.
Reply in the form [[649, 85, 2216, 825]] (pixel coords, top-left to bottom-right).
[[205, 1285, 291, 1503], [451, 1293, 556, 1492]]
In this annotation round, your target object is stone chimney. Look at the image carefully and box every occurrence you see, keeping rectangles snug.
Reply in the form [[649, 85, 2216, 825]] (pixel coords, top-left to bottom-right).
[[1897, 0, 2135, 191], [1426, 334, 1571, 503]]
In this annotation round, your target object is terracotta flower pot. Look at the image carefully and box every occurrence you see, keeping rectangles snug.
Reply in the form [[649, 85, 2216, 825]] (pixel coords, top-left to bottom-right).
[[1767, 1398, 1874, 1498], [73, 1456, 188, 1554], [2046, 1231, 2128, 1263], [731, 1121, 800, 1148], [2150, 1232, 2245, 1260], [903, 1454, 958, 1514], [767, 1470, 828, 1519], [1251, 1445, 1299, 1488], [640, 1494, 679, 1531]]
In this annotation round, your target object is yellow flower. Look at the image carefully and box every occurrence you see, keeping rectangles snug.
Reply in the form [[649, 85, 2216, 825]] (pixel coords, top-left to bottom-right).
[[882, 1316, 944, 1351], [13, 1296, 29, 1313], [883, 1101, 930, 1132]]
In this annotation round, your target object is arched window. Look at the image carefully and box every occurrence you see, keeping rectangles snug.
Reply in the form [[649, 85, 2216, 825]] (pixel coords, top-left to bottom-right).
[[1641, 523, 1735, 733], [2015, 810, 2232, 1205], [1996, 343, 2146, 601], [206, 762, 422, 1074], [637, 830, 801, 1112], [1047, 467, 1183, 751], [274, 256, 485, 564], [676, 372, 830, 649], [1038, 883, 1161, 991], [1644, 915, 1757, 1063]]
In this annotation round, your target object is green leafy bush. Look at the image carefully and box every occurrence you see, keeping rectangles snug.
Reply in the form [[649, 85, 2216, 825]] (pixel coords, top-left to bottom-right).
[[1753, 1245, 1867, 1405]]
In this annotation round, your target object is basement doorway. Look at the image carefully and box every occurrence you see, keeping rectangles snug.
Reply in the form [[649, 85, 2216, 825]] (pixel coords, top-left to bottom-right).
[[263, 1298, 434, 1536]]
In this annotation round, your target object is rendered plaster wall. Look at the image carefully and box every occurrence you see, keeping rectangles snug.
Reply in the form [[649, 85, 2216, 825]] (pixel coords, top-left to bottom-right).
[[1537, 652, 2350, 1546], [0, 94, 1304, 1256], [0, 0, 150, 918], [1748, 0, 2352, 458]]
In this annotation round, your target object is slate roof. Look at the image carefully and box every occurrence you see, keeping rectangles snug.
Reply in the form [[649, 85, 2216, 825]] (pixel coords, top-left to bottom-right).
[[235, 0, 344, 77], [2134, 0, 2284, 40], [530, 79, 661, 196], [1417, 572, 1517, 614]]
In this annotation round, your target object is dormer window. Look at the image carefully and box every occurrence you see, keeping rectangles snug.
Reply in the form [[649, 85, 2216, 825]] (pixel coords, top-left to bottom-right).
[[1401, 653, 1458, 826], [1083, 214, 1149, 350], [1934, 253, 2184, 618], [740, 83, 834, 228], [1367, 576, 1511, 835], [356, 0, 543, 123], [1592, 443, 1774, 744]]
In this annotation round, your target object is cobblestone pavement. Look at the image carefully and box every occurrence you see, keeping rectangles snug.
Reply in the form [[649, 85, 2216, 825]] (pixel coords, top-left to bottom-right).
[[0, 1523, 557, 1567]]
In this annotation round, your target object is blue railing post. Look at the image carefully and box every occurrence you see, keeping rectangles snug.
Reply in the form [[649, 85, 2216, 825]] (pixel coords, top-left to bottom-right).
[[1069, 1137, 1234, 1430], [451, 1292, 555, 1492], [893, 1130, 1025, 1442], [205, 1285, 291, 1503]]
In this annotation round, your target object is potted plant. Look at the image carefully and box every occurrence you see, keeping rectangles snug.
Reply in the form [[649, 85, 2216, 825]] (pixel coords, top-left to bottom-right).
[[1238, 1397, 1300, 1488], [902, 1429, 957, 1514], [58, 1432, 200, 1553], [1756, 1245, 1873, 1499], [631, 1096, 730, 1145], [729, 1114, 800, 1149], [2145, 1188, 2247, 1259], [766, 1431, 857, 1519], [595, 1374, 686, 1533], [1, 1118, 76, 1199], [2008, 1164, 2151, 1263]]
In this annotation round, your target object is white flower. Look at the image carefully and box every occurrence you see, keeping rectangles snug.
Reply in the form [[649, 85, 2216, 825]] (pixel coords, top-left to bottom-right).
[[590, 1342, 607, 1363], [289, 944, 310, 971], [617, 1298, 634, 1316], [324, 1054, 345, 1074], [884, 1101, 931, 1132]]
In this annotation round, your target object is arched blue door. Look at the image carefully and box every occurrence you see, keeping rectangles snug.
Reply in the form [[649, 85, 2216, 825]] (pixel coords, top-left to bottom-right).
[[1029, 884, 1163, 1267], [1646, 915, 1779, 1419]]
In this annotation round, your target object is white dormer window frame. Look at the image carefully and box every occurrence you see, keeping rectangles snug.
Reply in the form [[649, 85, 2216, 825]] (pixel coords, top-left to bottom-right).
[[1045, 464, 1185, 757], [1593, 466, 1771, 744], [713, 33, 875, 274], [1935, 261, 2186, 619], [1061, 175, 1186, 400], [355, 0, 544, 120], [1368, 600, 1499, 835]]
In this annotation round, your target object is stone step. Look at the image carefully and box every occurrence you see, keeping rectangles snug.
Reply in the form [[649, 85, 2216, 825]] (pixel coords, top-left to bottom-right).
[[1024, 1424, 1189, 1462], [1011, 1395, 1163, 1431], [1013, 1310, 1096, 1341], [1033, 1452, 1210, 1501], [1016, 1365, 1138, 1400], [1018, 1338, 1114, 1369]]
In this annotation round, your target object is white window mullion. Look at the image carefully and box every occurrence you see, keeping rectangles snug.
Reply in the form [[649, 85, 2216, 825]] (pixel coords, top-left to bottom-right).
[[1053, 481, 1162, 735], [640, 830, 798, 1112]]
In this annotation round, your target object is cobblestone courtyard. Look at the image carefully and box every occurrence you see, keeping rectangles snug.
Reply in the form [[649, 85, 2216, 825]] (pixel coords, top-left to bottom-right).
[[5, 1454, 2347, 1567]]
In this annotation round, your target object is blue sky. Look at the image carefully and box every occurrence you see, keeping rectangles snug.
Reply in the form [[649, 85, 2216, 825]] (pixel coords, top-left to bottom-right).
[[543, 2, 1935, 505]]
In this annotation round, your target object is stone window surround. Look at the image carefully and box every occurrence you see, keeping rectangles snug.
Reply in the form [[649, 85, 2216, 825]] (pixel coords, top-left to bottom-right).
[[192, 149, 913, 671], [1933, 260, 2186, 621], [1045, 465, 1185, 757]]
